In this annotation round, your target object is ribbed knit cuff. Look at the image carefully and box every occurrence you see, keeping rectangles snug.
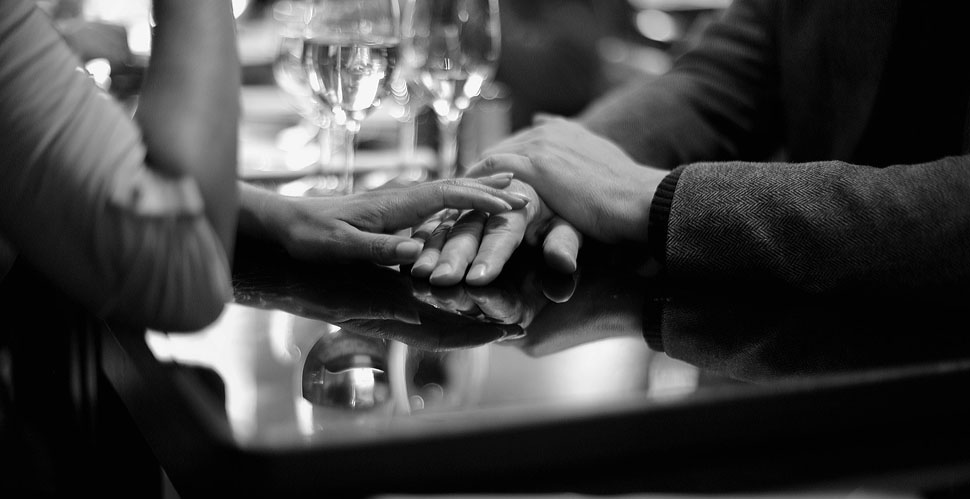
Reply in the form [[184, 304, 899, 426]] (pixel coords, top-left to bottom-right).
[[641, 295, 668, 352], [647, 165, 686, 266]]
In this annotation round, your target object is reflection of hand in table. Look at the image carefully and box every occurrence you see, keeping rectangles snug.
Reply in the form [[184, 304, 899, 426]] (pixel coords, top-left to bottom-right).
[[342, 258, 576, 351], [408, 251, 651, 357], [409, 262, 576, 327], [232, 257, 519, 351], [232, 258, 433, 333], [234, 239, 652, 354], [502, 261, 650, 358]]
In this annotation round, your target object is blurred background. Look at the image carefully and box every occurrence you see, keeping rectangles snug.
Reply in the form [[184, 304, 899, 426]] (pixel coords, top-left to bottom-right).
[[40, 0, 731, 188]]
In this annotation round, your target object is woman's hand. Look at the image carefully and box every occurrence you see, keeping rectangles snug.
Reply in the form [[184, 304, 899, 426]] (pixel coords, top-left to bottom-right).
[[407, 116, 662, 287], [237, 175, 529, 266], [409, 179, 582, 286]]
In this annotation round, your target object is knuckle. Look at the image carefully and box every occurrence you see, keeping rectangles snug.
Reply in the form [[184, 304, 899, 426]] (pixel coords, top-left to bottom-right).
[[370, 236, 392, 259], [427, 182, 447, 203], [481, 156, 499, 171]]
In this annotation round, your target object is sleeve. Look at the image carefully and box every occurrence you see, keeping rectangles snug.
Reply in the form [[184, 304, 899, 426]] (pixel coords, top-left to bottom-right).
[[646, 166, 685, 266], [579, 0, 783, 169], [0, 0, 231, 332], [665, 156, 970, 295]]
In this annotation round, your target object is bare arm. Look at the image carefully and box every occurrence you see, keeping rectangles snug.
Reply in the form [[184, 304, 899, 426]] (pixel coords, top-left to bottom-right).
[[135, 0, 240, 256], [0, 0, 240, 330]]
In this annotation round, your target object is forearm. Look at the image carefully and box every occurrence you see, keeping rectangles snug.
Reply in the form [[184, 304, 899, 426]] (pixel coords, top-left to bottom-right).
[[579, 0, 782, 168], [0, 0, 235, 330], [135, 0, 240, 254], [237, 182, 291, 244], [664, 156, 970, 294]]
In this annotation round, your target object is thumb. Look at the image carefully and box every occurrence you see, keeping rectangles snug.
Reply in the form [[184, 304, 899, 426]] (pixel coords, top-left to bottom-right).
[[335, 230, 425, 266], [542, 216, 582, 274]]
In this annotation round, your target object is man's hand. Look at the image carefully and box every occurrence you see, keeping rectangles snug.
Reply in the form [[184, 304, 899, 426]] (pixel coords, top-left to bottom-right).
[[468, 116, 666, 244]]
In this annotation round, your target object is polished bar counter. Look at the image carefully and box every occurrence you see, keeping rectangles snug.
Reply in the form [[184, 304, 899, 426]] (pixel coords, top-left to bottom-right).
[[5, 236, 969, 497]]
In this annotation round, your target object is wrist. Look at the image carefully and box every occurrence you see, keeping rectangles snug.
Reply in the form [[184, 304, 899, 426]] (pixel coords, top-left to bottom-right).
[[238, 183, 292, 246], [627, 166, 668, 242]]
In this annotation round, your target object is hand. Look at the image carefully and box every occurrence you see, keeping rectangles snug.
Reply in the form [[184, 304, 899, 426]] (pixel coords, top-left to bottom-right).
[[409, 259, 578, 329], [231, 255, 518, 351], [467, 116, 667, 244], [409, 179, 582, 286], [237, 176, 529, 266]]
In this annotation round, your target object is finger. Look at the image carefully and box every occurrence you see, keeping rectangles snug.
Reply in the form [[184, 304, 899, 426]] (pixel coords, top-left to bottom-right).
[[426, 285, 481, 316], [464, 210, 527, 286], [429, 210, 489, 286], [542, 216, 583, 274], [474, 172, 514, 189], [310, 220, 426, 265], [540, 268, 579, 304], [465, 154, 535, 182], [409, 276, 433, 297], [464, 286, 523, 325], [411, 209, 450, 244], [411, 210, 459, 278], [431, 178, 530, 210], [381, 178, 530, 229]]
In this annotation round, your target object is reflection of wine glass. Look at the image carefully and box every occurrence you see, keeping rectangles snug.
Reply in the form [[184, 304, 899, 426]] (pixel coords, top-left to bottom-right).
[[302, 330, 391, 410], [303, 0, 401, 195], [401, 0, 500, 179], [387, 62, 433, 182]]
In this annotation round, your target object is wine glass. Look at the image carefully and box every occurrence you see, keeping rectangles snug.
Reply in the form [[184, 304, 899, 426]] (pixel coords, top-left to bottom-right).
[[400, 0, 500, 179], [387, 52, 434, 183], [272, 1, 345, 197], [303, 0, 401, 195]]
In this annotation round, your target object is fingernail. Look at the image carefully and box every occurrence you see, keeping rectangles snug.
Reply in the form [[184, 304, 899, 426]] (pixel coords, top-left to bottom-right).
[[498, 200, 514, 211], [429, 264, 453, 282], [488, 172, 513, 180], [510, 193, 531, 204], [467, 263, 487, 282], [411, 257, 435, 277], [395, 241, 422, 261]]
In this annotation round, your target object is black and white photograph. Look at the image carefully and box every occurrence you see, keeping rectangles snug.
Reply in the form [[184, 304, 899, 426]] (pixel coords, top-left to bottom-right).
[[2, 0, 969, 497]]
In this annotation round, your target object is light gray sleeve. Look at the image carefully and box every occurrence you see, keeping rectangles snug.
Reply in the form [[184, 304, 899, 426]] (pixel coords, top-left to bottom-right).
[[0, 0, 231, 331]]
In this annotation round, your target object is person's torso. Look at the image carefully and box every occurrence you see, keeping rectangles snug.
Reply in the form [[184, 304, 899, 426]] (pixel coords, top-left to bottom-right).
[[777, 0, 970, 165]]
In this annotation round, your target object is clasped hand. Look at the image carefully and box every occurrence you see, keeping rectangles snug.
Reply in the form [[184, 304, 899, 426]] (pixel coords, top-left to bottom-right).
[[409, 116, 665, 286]]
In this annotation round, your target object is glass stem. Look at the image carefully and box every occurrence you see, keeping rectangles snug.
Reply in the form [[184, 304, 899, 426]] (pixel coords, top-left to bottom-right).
[[317, 121, 332, 178], [398, 113, 417, 169], [436, 112, 462, 179], [335, 120, 360, 195]]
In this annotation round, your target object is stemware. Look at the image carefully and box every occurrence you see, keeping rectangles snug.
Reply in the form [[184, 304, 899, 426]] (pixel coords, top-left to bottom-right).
[[271, 0, 342, 197], [303, 0, 402, 195], [400, 0, 500, 179]]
